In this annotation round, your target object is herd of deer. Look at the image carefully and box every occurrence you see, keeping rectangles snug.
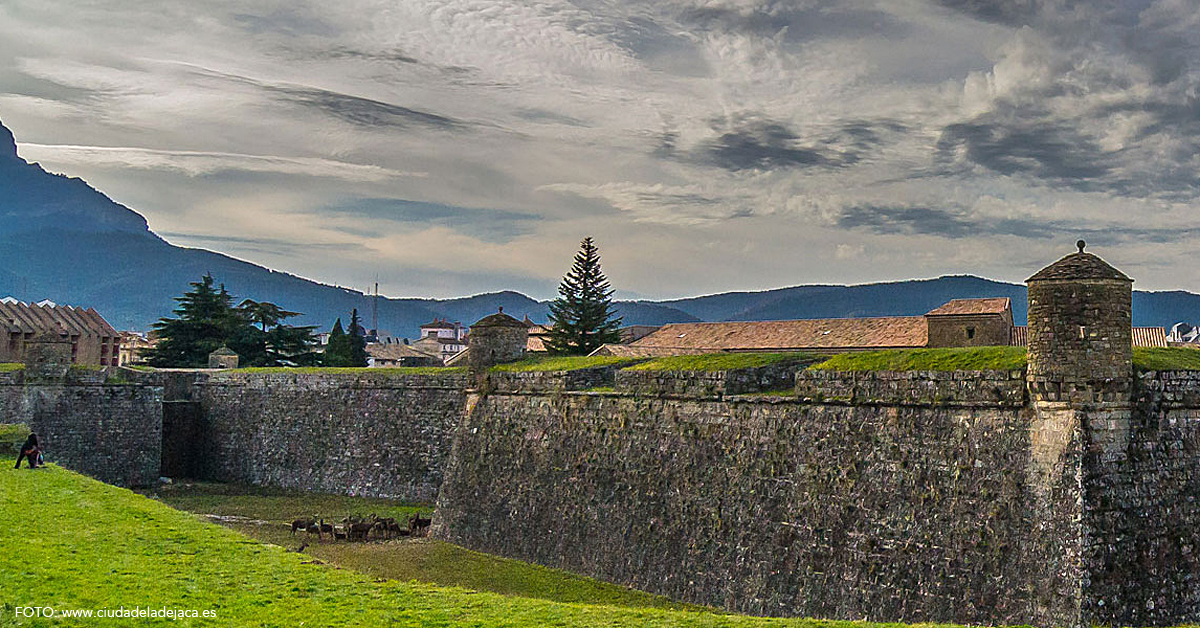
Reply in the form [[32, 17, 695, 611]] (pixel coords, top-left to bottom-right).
[[289, 512, 432, 542]]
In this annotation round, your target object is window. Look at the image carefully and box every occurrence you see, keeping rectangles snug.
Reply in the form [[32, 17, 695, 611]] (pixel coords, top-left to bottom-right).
[[966, 327, 976, 339]]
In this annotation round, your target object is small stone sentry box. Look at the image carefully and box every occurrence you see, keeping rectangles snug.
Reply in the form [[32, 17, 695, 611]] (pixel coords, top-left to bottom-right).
[[207, 346, 239, 369], [23, 330, 73, 379], [1026, 240, 1132, 402], [467, 308, 528, 376]]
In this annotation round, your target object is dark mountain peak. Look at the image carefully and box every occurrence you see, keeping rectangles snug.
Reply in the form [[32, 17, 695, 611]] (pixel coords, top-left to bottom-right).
[[0, 117, 151, 236], [0, 119, 16, 159]]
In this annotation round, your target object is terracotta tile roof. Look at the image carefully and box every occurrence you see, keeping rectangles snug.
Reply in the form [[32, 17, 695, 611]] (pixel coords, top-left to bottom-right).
[[527, 335, 548, 352], [1010, 326, 1166, 348], [588, 344, 714, 357], [630, 316, 928, 352], [0, 300, 118, 339], [367, 343, 440, 360], [1133, 327, 1168, 348], [926, 298, 1011, 317], [1010, 326, 1027, 347]]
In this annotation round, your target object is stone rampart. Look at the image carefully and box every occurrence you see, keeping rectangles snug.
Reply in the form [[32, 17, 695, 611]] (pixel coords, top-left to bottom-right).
[[0, 368, 162, 487], [1076, 371, 1200, 627], [434, 368, 1084, 627], [614, 362, 802, 398], [796, 369, 1026, 407], [194, 370, 469, 501]]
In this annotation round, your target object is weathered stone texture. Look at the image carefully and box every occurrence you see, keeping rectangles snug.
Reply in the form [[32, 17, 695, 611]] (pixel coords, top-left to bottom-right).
[[435, 389, 1083, 627], [926, 314, 1012, 348], [0, 378, 162, 487], [488, 366, 619, 394], [614, 362, 803, 398], [795, 369, 1026, 407], [195, 371, 468, 501], [1027, 279, 1132, 384], [1077, 372, 1200, 627]]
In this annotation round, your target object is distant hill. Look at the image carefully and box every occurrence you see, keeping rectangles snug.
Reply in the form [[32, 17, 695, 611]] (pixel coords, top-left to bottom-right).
[[1, 117, 1198, 335]]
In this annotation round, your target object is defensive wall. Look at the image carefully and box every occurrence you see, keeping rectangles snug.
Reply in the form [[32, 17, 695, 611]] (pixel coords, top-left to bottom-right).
[[0, 367, 162, 487], [5, 245, 1199, 627]]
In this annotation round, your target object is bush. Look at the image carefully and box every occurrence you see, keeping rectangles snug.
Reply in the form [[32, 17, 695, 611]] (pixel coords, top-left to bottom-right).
[[0, 423, 31, 455]]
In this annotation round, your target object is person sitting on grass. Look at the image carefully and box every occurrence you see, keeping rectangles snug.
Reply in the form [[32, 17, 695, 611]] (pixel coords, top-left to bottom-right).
[[14, 433, 42, 469]]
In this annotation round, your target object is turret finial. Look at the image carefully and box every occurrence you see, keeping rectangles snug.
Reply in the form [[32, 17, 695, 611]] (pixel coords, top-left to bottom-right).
[[1076, 240, 1086, 254]]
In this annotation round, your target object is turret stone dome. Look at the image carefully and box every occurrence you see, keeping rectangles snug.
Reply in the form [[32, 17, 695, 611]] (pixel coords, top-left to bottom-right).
[[1026, 241, 1131, 283]]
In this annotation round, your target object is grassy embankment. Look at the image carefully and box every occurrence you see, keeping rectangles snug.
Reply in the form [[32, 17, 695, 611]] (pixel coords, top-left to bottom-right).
[[491, 356, 643, 372], [1132, 347, 1200, 371], [810, 347, 1028, 372], [0, 363, 24, 372], [141, 481, 693, 611], [230, 366, 466, 375], [625, 353, 820, 372], [1, 465, 958, 627]]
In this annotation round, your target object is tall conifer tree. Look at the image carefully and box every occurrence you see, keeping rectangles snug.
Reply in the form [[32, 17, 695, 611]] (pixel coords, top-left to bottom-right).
[[546, 237, 622, 355]]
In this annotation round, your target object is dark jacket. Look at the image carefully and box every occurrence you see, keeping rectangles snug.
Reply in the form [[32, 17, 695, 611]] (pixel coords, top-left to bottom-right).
[[20, 434, 38, 453]]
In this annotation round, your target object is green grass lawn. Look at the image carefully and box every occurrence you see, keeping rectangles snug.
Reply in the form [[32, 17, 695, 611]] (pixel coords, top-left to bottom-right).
[[140, 481, 430, 523], [231, 366, 465, 375], [491, 356, 643, 372], [142, 482, 692, 611], [810, 347, 1028, 372], [624, 353, 819, 372], [1133, 347, 1200, 371], [0, 362, 24, 372], [3, 465, 941, 627]]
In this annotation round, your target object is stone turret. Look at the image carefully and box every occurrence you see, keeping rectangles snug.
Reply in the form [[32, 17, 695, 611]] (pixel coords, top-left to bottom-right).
[[208, 346, 239, 369], [1026, 240, 1132, 401], [24, 330, 72, 379], [467, 308, 528, 376]]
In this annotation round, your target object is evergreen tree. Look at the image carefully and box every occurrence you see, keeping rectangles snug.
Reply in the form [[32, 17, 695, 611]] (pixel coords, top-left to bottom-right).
[[146, 274, 245, 367], [347, 308, 369, 366], [323, 318, 349, 366], [323, 313, 367, 367], [546, 237, 623, 355], [146, 275, 316, 367]]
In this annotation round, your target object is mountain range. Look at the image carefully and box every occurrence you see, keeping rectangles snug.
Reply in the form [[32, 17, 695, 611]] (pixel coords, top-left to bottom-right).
[[1, 118, 1197, 336]]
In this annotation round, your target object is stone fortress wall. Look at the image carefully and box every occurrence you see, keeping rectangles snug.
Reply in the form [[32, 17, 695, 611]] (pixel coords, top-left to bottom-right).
[[6, 245, 1199, 627]]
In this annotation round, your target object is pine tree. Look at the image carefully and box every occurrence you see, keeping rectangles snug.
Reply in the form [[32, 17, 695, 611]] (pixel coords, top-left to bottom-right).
[[146, 274, 247, 367], [546, 237, 623, 355], [324, 318, 349, 366], [347, 308, 369, 366]]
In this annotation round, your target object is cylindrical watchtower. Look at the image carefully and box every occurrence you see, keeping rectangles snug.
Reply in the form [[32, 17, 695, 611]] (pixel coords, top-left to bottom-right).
[[1026, 241, 1132, 401], [467, 308, 528, 376]]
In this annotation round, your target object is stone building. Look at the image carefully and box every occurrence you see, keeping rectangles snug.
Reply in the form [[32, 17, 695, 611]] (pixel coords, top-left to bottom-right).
[[600, 293, 1165, 357], [0, 298, 121, 366], [465, 308, 528, 375]]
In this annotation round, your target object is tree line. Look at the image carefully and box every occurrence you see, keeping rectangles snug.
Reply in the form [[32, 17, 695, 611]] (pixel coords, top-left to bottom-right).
[[144, 236, 625, 367], [143, 274, 367, 368]]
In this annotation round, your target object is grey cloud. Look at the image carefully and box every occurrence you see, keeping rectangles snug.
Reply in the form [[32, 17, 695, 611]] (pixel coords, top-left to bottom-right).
[[271, 86, 464, 131], [693, 116, 901, 172], [679, 1, 909, 43], [231, 9, 340, 37], [836, 203, 1191, 245], [159, 233, 361, 257], [319, 198, 541, 243], [934, 0, 1039, 25], [935, 117, 1113, 186]]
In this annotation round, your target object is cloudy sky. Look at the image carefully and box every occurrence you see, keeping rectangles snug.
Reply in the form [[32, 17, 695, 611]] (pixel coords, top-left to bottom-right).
[[1, 0, 1198, 299]]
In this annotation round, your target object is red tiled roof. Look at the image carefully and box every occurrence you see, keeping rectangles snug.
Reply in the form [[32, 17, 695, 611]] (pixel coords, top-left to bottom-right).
[[1010, 326, 1166, 348], [926, 298, 1011, 317], [0, 300, 118, 339], [630, 316, 928, 352]]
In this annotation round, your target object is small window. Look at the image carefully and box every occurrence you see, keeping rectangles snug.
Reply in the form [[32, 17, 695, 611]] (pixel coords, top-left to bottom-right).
[[966, 327, 976, 339]]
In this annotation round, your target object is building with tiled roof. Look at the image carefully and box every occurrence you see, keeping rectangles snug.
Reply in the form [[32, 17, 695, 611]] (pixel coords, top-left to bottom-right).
[[1010, 325, 1166, 349], [606, 296, 1166, 357], [0, 298, 121, 366], [366, 342, 443, 368]]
